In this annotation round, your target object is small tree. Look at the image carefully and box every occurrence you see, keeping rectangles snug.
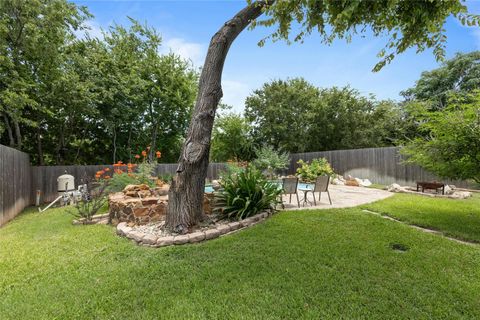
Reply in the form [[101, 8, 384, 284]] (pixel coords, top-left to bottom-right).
[[253, 146, 289, 179], [211, 113, 255, 162], [402, 92, 480, 184]]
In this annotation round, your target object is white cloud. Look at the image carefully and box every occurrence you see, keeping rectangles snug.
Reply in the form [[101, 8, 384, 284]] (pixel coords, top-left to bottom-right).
[[221, 80, 252, 113], [75, 20, 104, 40], [162, 38, 205, 67]]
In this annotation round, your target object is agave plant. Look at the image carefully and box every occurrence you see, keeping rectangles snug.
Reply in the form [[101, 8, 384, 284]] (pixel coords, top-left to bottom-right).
[[214, 166, 282, 220]]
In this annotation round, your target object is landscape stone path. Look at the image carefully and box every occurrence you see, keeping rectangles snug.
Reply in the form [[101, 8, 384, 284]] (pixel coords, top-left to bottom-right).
[[362, 209, 478, 246]]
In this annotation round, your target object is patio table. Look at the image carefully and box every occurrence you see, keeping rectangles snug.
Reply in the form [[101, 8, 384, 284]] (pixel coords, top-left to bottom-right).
[[298, 183, 315, 207]]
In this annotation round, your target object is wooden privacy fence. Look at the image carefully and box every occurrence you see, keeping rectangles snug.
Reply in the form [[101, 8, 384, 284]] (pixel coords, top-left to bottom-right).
[[0, 145, 32, 226], [0, 144, 474, 227], [32, 162, 228, 203], [288, 146, 471, 188]]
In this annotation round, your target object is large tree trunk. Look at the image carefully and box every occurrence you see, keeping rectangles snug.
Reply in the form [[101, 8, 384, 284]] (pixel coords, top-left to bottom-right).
[[165, 1, 271, 232]]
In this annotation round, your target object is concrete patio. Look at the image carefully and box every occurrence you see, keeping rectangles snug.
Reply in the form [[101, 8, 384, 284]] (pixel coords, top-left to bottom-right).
[[279, 184, 393, 210]]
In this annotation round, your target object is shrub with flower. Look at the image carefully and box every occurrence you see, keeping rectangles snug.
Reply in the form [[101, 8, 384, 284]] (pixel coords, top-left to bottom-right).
[[102, 147, 164, 192]]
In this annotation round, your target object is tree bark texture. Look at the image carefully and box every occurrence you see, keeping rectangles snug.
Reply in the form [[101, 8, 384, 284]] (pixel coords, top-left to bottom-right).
[[2, 113, 15, 147], [165, 1, 271, 231], [13, 118, 21, 149]]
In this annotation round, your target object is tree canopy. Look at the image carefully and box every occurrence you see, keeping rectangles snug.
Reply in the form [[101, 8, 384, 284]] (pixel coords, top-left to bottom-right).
[[0, 0, 198, 165], [253, 0, 479, 71], [401, 51, 480, 109], [210, 112, 255, 162], [402, 92, 480, 184], [245, 78, 406, 153]]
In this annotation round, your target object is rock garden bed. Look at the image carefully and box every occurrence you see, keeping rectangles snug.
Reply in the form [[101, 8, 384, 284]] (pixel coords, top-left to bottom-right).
[[116, 211, 271, 247], [386, 183, 472, 199], [106, 183, 270, 248], [108, 184, 214, 225]]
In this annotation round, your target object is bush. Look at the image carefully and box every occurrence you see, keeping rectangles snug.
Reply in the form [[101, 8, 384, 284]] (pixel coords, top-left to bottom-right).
[[70, 177, 109, 222], [219, 160, 248, 180], [296, 158, 334, 182], [107, 162, 157, 192], [253, 146, 289, 179], [107, 172, 140, 192], [214, 166, 282, 220]]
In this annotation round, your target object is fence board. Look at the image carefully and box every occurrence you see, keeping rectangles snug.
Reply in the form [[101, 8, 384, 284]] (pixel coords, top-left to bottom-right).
[[288, 147, 472, 188], [1, 144, 476, 227], [0, 145, 32, 227]]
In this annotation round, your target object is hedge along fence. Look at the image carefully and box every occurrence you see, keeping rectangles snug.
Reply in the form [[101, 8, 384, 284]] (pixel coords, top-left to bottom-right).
[[288, 146, 473, 188], [0, 145, 32, 227]]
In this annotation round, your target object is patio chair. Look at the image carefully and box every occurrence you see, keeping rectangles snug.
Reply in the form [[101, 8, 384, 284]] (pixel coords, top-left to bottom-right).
[[305, 175, 332, 205], [281, 177, 300, 208]]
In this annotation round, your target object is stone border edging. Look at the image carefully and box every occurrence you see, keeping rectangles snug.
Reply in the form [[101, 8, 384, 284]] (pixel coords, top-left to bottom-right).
[[116, 211, 270, 247]]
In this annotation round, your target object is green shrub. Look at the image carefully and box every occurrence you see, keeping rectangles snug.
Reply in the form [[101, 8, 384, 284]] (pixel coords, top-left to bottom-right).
[[107, 162, 156, 192], [136, 162, 157, 185], [214, 166, 282, 220], [107, 172, 139, 192], [219, 161, 248, 180], [253, 146, 289, 179], [296, 158, 334, 182]]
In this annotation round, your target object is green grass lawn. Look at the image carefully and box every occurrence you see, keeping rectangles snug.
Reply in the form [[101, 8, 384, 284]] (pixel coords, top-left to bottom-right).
[[362, 193, 480, 243], [1, 200, 480, 319]]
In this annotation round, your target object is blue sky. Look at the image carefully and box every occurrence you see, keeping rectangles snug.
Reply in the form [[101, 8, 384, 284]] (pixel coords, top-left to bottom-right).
[[73, 0, 480, 112]]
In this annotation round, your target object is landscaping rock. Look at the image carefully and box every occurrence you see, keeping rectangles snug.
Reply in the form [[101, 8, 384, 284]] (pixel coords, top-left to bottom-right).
[[444, 185, 455, 195], [116, 222, 127, 235], [154, 184, 170, 196], [355, 178, 372, 187], [205, 229, 220, 240], [127, 231, 145, 243], [173, 235, 190, 245], [212, 180, 221, 190], [188, 231, 206, 243], [228, 221, 242, 231], [331, 178, 345, 185], [156, 236, 174, 247], [387, 183, 408, 193], [142, 234, 158, 245], [345, 179, 360, 187], [216, 224, 231, 235], [450, 191, 472, 199], [242, 217, 256, 227], [203, 193, 214, 215]]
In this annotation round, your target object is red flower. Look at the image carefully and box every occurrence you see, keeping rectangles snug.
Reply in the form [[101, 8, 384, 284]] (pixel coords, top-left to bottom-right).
[[134, 154, 140, 159], [141, 150, 147, 157], [156, 151, 161, 158]]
